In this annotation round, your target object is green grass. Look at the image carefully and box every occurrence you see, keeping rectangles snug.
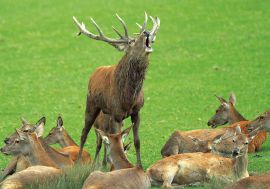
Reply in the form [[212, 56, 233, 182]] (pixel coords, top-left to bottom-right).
[[0, 0, 270, 188]]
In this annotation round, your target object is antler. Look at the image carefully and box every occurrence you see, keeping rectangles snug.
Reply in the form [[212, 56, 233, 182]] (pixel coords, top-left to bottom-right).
[[72, 14, 135, 51], [136, 13, 160, 42]]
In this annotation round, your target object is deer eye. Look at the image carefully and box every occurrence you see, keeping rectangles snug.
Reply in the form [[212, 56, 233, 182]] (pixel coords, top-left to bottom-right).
[[23, 130, 28, 132], [245, 142, 249, 145], [15, 139, 20, 143], [232, 139, 236, 143]]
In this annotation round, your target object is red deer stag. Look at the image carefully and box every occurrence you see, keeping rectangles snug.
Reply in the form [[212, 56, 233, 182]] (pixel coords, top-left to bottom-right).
[[208, 93, 267, 152], [44, 116, 91, 163], [73, 13, 160, 167], [82, 125, 151, 189], [148, 126, 249, 188]]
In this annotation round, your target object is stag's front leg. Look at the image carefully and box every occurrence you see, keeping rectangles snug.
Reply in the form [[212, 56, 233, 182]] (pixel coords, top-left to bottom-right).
[[131, 112, 142, 168], [79, 95, 100, 159]]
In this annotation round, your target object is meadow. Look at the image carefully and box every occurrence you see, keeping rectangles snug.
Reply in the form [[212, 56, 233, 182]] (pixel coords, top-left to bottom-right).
[[0, 0, 270, 188]]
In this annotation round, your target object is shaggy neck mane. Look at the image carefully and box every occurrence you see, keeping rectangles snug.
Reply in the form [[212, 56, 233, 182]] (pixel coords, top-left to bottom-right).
[[115, 52, 149, 108]]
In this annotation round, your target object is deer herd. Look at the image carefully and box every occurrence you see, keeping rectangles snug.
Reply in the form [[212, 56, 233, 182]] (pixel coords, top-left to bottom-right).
[[0, 12, 270, 189]]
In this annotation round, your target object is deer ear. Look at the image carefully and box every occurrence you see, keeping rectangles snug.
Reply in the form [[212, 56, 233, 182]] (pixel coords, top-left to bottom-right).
[[56, 116, 63, 129], [95, 128, 109, 144], [229, 93, 236, 106], [121, 124, 133, 141], [20, 117, 29, 125], [215, 95, 227, 104], [34, 117, 46, 137], [235, 125, 242, 134], [124, 142, 132, 153]]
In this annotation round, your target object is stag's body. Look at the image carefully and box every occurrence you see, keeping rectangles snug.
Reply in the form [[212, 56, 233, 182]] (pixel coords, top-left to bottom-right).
[[0, 166, 61, 189], [73, 13, 160, 167], [82, 126, 151, 189], [208, 94, 267, 152], [149, 127, 249, 188]]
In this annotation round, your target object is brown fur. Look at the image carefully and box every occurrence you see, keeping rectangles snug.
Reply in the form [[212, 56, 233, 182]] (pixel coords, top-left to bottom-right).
[[0, 166, 62, 189], [80, 32, 156, 168], [82, 126, 150, 189], [208, 94, 267, 153], [149, 129, 249, 188], [224, 172, 270, 189], [57, 146, 90, 164]]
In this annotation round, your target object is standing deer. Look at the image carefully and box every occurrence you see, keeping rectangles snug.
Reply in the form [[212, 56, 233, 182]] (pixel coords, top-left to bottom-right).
[[208, 93, 267, 152], [82, 125, 151, 189], [148, 126, 249, 188], [73, 13, 160, 168], [43, 116, 91, 163]]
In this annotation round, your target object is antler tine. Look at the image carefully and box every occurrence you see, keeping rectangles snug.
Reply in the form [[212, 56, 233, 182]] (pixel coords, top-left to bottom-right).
[[112, 26, 124, 39], [149, 16, 160, 42], [140, 12, 148, 33], [116, 13, 129, 39], [90, 17, 105, 37], [73, 16, 97, 38]]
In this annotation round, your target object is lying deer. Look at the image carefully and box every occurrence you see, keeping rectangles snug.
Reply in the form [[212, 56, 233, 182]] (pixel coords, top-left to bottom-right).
[[247, 109, 270, 136], [207, 93, 267, 152], [161, 108, 269, 157], [1, 117, 73, 180], [82, 125, 151, 189], [148, 126, 249, 188], [0, 129, 62, 189], [73, 13, 160, 168], [0, 166, 61, 189], [224, 172, 270, 189], [44, 116, 91, 163]]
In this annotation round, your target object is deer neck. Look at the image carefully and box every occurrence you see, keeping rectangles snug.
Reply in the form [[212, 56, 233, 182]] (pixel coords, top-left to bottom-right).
[[110, 147, 133, 170], [115, 52, 149, 109], [26, 138, 57, 168], [59, 130, 78, 147], [233, 154, 248, 179], [228, 105, 247, 124]]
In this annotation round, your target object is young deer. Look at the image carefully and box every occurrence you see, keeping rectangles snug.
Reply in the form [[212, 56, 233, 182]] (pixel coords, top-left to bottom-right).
[[1, 117, 74, 180], [148, 126, 249, 188], [44, 116, 91, 163], [73, 13, 160, 168], [82, 125, 151, 189], [208, 94, 267, 152]]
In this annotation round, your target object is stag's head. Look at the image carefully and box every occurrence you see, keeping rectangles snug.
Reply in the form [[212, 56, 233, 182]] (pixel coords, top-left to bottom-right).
[[3, 117, 45, 145], [211, 126, 249, 158], [73, 13, 160, 55], [207, 94, 236, 128], [247, 110, 270, 136]]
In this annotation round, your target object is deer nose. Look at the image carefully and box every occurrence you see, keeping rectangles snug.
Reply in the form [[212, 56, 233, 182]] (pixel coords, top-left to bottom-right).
[[4, 138, 9, 144], [232, 149, 240, 156]]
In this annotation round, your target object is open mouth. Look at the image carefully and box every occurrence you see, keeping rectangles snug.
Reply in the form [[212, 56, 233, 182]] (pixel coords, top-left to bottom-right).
[[145, 36, 152, 52]]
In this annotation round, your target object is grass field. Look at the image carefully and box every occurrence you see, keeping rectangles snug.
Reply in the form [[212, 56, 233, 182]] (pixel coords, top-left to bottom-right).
[[1, 0, 270, 188]]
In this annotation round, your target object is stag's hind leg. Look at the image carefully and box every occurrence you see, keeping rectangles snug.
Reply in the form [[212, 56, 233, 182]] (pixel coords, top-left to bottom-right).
[[79, 95, 100, 159], [131, 112, 142, 168]]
